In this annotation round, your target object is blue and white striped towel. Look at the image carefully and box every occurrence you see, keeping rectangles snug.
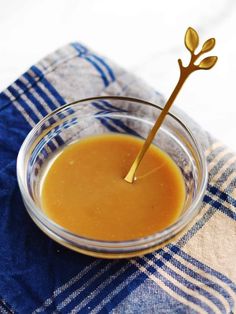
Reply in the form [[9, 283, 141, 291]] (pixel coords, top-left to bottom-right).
[[0, 42, 236, 313]]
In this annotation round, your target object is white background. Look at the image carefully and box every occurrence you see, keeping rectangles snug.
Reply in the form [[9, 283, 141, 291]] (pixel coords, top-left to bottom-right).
[[0, 0, 235, 150]]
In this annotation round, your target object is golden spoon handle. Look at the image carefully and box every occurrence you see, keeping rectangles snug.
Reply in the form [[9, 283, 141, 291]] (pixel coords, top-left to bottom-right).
[[124, 27, 217, 183], [124, 73, 188, 183]]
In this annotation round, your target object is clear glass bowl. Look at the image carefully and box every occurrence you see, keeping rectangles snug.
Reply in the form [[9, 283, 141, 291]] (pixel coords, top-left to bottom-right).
[[17, 96, 208, 258]]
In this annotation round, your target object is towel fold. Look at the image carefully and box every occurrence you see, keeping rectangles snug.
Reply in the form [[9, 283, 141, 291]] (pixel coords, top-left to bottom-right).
[[0, 42, 235, 313]]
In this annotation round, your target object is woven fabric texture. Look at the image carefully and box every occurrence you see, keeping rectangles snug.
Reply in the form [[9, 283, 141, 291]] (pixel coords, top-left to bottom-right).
[[0, 42, 236, 314]]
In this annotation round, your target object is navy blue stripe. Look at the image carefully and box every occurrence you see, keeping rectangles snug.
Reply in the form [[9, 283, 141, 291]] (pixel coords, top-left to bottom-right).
[[14, 80, 48, 117], [91, 102, 111, 114], [74, 42, 115, 82], [204, 194, 236, 221], [171, 246, 236, 294], [71, 42, 86, 56], [24, 69, 68, 119], [47, 117, 77, 149], [33, 136, 57, 157], [162, 265, 226, 313], [14, 78, 28, 91], [71, 43, 110, 87], [107, 117, 141, 137], [140, 260, 216, 314], [0, 92, 12, 111], [92, 101, 127, 114], [72, 43, 115, 83], [62, 117, 77, 129], [84, 56, 109, 87], [92, 103, 127, 123], [94, 251, 224, 314], [214, 166, 236, 187], [97, 117, 121, 132], [176, 203, 216, 248], [44, 260, 107, 313], [76, 42, 88, 53], [98, 268, 197, 314], [23, 73, 58, 111], [53, 125, 66, 147], [209, 152, 233, 178], [39, 119, 64, 149], [17, 74, 67, 147], [175, 183, 236, 248], [80, 263, 139, 313], [65, 261, 124, 313], [207, 145, 225, 164], [98, 100, 128, 112], [96, 267, 145, 314], [151, 252, 227, 313], [91, 101, 140, 136], [90, 55, 115, 82], [7, 86, 38, 123], [208, 184, 236, 207], [158, 250, 232, 312], [30, 66, 65, 106]]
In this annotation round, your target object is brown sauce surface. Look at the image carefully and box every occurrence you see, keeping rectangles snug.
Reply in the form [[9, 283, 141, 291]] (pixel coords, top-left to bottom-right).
[[41, 134, 185, 241]]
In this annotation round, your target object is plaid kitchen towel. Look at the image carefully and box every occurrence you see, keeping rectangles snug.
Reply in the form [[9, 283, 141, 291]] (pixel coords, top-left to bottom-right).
[[0, 42, 236, 314]]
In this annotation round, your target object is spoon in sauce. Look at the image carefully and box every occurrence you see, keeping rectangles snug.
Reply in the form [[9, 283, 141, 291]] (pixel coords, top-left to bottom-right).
[[124, 26, 218, 183]]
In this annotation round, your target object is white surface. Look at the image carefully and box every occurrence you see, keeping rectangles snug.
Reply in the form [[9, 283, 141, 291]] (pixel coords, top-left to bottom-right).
[[0, 0, 235, 150]]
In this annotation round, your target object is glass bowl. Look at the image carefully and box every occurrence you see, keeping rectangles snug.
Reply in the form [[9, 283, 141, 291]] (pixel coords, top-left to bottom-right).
[[17, 96, 207, 258]]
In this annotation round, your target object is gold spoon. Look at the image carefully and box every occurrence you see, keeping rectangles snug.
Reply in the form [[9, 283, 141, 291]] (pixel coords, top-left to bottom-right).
[[124, 27, 218, 183]]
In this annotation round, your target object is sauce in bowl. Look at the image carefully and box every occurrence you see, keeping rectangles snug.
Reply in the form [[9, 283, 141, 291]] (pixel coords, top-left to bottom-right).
[[41, 134, 185, 241]]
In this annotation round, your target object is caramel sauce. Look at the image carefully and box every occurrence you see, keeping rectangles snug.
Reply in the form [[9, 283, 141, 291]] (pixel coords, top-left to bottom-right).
[[41, 134, 185, 241]]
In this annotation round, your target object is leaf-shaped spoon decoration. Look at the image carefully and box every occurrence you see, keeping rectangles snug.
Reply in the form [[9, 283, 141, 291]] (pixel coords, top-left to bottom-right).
[[185, 27, 199, 53], [124, 27, 218, 183], [198, 56, 218, 69], [201, 38, 215, 53]]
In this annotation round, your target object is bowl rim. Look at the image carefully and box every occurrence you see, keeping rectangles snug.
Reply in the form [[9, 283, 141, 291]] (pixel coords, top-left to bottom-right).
[[17, 96, 208, 253]]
